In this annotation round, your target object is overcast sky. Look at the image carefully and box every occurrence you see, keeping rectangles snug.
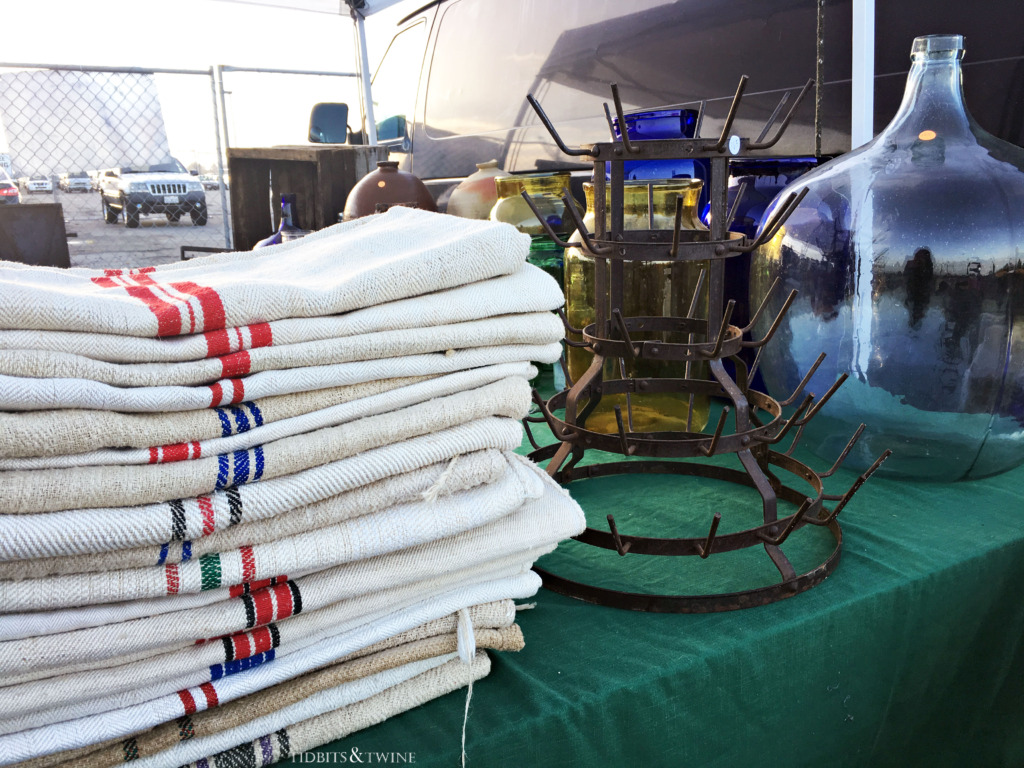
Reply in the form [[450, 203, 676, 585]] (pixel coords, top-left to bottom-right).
[[1, 0, 395, 167]]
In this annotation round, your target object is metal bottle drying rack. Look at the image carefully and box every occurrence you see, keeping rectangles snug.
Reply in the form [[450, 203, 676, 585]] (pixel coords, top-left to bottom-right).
[[520, 76, 890, 613]]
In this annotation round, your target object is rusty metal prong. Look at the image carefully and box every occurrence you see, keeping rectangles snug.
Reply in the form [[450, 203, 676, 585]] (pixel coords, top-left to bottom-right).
[[699, 512, 722, 558], [819, 449, 892, 522], [700, 406, 730, 457], [754, 89, 790, 144], [618, 357, 635, 431], [558, 354, 573, 391], [741, 277, 781, 333], [602, 101, 616, 140], [753, 393, 812, 445], [669, 194, 685, 258], [712, 75, 748, 152], [519, 191, 574, 248], [724, 180, 749, 233], [521, 417, 543, 451], [758, 496, 812, 546], [793, 373, 849, 426], [559, 187, 613, 255], [779, 353, 827, 406], [693, 99, 707, 139], [782, 421, 808, 457], [557, 307, 584, 335], [748, 78, 815, 150], [728, 189, 800, 255], [530, 388, 574, 442], [613, 406, 637, 456], [748, 344, 764, 383], [526, 93, 597, 157], [742, 289, 797, 349], [756, 187, 810, 250], [607, 514, 631, 556], [821, 423, 867, 478], [611, 309, 636, 361], [687, 268, 708, 319], [704, 299, 736, 358], [609, 83, 639, 154]]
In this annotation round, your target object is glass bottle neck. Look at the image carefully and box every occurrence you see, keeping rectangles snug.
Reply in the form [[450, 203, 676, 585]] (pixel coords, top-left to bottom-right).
[[280, 197, 296, 229], [883, 47, 971, 142]]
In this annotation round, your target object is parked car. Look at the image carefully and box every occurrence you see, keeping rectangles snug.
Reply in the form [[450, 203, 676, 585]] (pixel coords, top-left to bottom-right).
[[0, 172, 19, 205], [199, 174, 220, 190], [100, 158, 207, 228], [59, 171, 92, 192], [24, 174, 53, 194]]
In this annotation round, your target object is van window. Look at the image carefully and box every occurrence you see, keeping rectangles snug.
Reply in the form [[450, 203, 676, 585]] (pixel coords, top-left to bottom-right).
[[424, 0, 663, 139], [371, 19, 427, 143]]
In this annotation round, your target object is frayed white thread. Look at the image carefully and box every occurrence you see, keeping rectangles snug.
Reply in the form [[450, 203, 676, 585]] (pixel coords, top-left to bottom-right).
[[420, 456, 460, 504], [456, 607, 476, 663], [457, 607, 477, 768], [515, 602, 537, 611]]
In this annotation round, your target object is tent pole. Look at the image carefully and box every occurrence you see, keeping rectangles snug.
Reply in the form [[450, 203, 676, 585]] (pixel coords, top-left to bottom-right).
[[353, 9, 378, 145]]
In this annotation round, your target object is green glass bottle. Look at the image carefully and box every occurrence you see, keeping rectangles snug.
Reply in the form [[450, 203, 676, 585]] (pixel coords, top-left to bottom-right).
[[564, 179, 710, 434]]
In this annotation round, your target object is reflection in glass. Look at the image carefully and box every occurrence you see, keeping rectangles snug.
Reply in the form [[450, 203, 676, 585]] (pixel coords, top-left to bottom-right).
[[750, 35, 1024, 481]]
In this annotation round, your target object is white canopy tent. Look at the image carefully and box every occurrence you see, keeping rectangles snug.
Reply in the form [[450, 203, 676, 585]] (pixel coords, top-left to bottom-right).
[[214, 0, 877, 150]]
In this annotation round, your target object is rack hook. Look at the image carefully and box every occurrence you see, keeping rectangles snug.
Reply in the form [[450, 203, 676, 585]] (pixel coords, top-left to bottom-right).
[[607, 514, 631, 556], [778, 353, 827, 406], [700, 406, 731, 456], [526, 93, 598, 158], [711, 75, 749, 153], [559, 188, 613, 255], [748, 78, 815, 150], [818, 450, 892, 522], [610, 83, 640, 154], [611, 308, 637, 361], [820, 424, 867, 478], [758, 496, 813, 546], [613, 405, 637, 456], [699, 512, 722, 558]]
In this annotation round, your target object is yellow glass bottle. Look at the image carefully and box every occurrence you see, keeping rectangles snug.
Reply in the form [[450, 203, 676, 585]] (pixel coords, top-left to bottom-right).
[[564, 179, 710, 434]]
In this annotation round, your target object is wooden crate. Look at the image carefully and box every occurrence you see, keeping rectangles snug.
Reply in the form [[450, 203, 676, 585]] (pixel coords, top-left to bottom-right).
[[227, 145, 388, 250]]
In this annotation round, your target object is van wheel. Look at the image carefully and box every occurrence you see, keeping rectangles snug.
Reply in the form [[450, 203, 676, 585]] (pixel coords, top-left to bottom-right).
[[191, 208, 208, 226], [166, 212, 182, 223]]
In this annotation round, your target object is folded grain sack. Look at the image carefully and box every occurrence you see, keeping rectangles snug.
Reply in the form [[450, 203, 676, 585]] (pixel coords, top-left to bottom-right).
[[0, 208, 584, 766]]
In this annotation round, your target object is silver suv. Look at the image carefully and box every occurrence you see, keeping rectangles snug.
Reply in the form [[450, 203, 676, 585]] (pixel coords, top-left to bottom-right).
[[100, 159, 207, 228]]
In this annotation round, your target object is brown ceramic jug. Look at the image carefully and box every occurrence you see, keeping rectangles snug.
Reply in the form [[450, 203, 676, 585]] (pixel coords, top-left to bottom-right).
[[343, 161, 437, 220]]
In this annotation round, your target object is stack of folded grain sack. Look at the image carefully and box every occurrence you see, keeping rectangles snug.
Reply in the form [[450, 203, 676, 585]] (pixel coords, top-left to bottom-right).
[[0, 207, 583, 768]]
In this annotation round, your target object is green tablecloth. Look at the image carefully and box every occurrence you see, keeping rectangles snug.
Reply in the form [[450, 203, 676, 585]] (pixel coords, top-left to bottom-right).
[[286, 401, 1024, 768]]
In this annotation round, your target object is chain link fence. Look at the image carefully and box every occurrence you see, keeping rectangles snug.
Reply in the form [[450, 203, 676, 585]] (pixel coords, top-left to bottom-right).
[[0, 64, 229, 270], [0, 63, 362, 270]]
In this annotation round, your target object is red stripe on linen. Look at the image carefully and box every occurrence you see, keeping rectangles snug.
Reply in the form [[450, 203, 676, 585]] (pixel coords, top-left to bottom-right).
[[251, 588, 275, 627], [170, 282, 227, 333], [229, 574, 286, 599], [208, 383, 224, 408], [161, 443, 191, 463], [121, 273, 185, 337], [165, 564, 180, 594], [240, 546, 256, 582], [192, 441, 202, 459], [231, 633, 251, 661], [205, 329, 231, 358], [120, 285, 182, 337], [272, 582, 294, 620], [226, 379, 245, 405], [90, 276, 119, 289], [251, 626, 273, 655], [219, 351, 251, 379], [249, 322, 273, 349], [199, 682, 219, 709], [178, 689, 198, 715], [200, 497, 216, 536], [148, 446, 159, 464]]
